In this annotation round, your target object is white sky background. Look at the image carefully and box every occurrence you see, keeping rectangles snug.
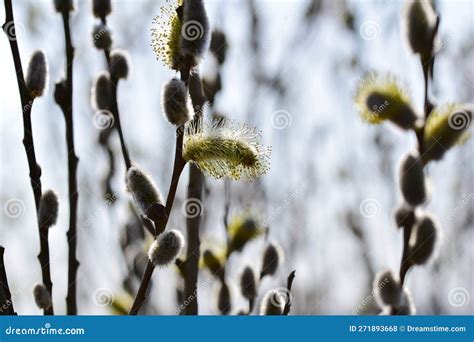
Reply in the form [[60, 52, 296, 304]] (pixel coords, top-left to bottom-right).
[[0, 0, 473, 315]]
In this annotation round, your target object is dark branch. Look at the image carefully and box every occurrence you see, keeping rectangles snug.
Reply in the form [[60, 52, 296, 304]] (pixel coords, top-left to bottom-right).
[[0, 246, 16, 315], [283, 270, 296, 315]]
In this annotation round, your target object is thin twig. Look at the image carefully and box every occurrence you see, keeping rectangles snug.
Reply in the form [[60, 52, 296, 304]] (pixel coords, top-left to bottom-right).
[[55, 10, 79, 315], [129, 131, 187, 315], [38, 226, 54, 315], [0, 246, 16, 315], [282, 270, 296, 315], [2, 0, 42, 210]]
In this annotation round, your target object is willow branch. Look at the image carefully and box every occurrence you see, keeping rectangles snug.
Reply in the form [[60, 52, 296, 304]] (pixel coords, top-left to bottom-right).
[[2, 0, 42, 208], [0, 246, 16, 315], [282, 270, 296, 315], [54, 10, 79, 315], [38, 226, 54, 315], [129, 130, 186, 315]]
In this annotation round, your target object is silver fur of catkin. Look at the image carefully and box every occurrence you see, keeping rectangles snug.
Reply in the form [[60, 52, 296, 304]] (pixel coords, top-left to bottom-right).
[[92, 23, 112, 50], [259, 289, 284, 315], [373, 269, 402, 307], [148, 229, 184, 267], [26, 50, 48, 98], [38, 190, 59, 229], [33, 283, 52, 310], [240, 266, 257, 300], [399, 152, 427, 207], [180, 0, 210, 62], [92, 72, 112, 110], [109, 49, 130, 80], [409, 214, 439, 265], [54, 0, 75, 13], [261, 241, 282, 278], [402, 0, 437, 57], [127, 166, 164, 217], [92, 0, 111, 18], [162, 78, 193, 126], [217, 282, 231, 315]]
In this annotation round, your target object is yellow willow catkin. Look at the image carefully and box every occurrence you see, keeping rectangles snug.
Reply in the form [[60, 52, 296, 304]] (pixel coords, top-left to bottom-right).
[[183, 118, 271, 181]]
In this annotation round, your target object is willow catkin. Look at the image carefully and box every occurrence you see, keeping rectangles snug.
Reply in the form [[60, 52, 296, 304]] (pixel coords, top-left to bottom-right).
[[109, 49, 130, 80], [259, 289, 284, 315], [202, 249, 224, 281], [402, 0, 437, 57], [260, 241, 283, 278], [33, 283, 52, 310], [217, 282, 231, 315], [240, 266, 257, 300], [92, 23, 112, 51], [161, 78, 193, 126], [126, 166, 164, 220], [148, 229, 185, 267], [92, 72, 112, 111], [399, 152, 427, 207], [38, 190, 59, 229], [373, 269, 402, 307], [92, 0, 111, 18], [408, 214, 439, 265], [26, 50, 48, 99], [180, 0, 210, 63], [54, 0, 75, 13]]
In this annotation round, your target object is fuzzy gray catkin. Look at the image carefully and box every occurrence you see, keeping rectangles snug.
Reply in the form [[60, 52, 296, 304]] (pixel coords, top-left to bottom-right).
[[373, 269, 402, 307], [217, 282, 231, 315], [148, 229, 184, 267], [240, 266, 257, 300], [408, 214, 439, 265], [259, 289, 284, 315], [92, 72, 112, 110], [402, 0, 437, 57], [54, 0, 75, 13], [126, 166, 164, 218], [92, 23, 112, 50], [26, 50, 48, 98], [92, 0, 111, 18], [180, 0, 210, 62], [260, 242, 282, 278], [38, 190, 59, 229], [161, 78, 193, 126], [399, 152, 427, 207], [33, 283, 52, 310], [109, 49, 130, 80]]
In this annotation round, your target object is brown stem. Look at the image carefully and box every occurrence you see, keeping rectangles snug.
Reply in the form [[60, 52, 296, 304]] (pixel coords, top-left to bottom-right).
[[109, 79, 132, 170], [129, 261, 155, 315], [55, 10, 79, 315], [2, 0, 42, 209], [38, 227, 54, 315], [282, 270, 296, 315], [183, 73, 206, 315], [128, 131, 186, 315], [0, 246, 16, 315], [399, 224, 414, 286]]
